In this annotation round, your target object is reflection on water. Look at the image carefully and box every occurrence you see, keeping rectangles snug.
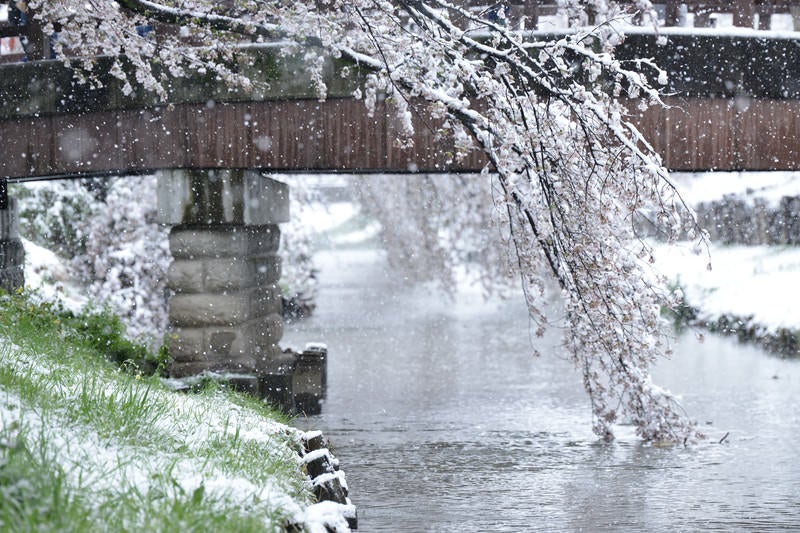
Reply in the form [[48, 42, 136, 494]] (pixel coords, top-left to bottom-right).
[[285, 250, 800, 531]]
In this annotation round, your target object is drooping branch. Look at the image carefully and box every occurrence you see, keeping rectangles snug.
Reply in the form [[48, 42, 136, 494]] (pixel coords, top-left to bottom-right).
[[114, 0, 280, 38], [31, 0, 707, 442]]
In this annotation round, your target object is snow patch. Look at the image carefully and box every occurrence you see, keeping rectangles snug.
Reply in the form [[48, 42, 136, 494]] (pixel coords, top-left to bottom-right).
[[670, 171, 800, 207], [654, 242, 800, 332]]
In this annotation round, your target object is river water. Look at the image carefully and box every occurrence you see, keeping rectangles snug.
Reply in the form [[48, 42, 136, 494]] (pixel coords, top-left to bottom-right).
[[285, 249, 800, 532]]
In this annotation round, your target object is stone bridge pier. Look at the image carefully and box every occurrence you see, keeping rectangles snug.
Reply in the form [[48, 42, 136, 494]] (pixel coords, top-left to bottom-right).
[[156, 169, 289, 379], [0, 191, 24, 294]]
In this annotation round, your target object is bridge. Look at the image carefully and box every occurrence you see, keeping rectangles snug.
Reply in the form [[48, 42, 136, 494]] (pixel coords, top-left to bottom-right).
[[1, 27, 799, 392], [0, 54, 484, 179]]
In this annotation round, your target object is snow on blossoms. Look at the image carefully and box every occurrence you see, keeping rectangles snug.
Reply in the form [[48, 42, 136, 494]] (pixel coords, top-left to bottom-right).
[[27, 0, 705, 441]]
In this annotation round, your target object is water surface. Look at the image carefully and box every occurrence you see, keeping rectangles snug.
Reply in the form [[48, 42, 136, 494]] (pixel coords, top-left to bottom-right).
[[285, 250, 800, 531]]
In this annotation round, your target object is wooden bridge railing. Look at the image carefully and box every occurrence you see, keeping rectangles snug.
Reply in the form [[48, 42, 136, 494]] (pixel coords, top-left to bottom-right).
[[664, 0, 800, 28], [4, 2, 800, 32]]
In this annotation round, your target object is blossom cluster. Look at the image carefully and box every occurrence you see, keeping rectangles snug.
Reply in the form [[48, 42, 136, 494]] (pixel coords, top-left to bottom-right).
[[26, 0, 707, 441]]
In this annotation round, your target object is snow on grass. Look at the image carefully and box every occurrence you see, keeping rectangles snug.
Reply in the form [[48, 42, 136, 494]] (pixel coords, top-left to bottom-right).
[[652, 171, 800, 333], [670, 171, 800, 207], [0, 299, 354, 531], [0, 338, 311, 530], [654, 241, 800, 333]]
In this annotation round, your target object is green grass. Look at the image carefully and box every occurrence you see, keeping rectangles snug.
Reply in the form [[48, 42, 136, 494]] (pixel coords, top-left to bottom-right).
[[1, 289, 168, 376], [0, 289, 313, 532], [661, 278, 698, 331]]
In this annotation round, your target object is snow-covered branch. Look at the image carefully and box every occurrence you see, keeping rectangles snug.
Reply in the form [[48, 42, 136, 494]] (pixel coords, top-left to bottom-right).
[[29, 0, 707, 442], [115, 0, 280, 38]]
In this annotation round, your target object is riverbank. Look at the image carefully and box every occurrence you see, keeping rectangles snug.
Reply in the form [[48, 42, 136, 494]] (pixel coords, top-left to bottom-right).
[[0, 288, 355, 532], [655, 242, 800, 355], [655, 171, 800, 356]]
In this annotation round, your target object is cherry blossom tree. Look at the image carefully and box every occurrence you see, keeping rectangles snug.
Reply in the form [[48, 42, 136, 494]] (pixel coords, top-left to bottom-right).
[[25, 0, 708, 442]]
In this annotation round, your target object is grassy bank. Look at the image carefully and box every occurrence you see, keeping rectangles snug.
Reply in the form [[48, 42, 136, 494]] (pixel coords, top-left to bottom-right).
[[666, 301, 800, 357], [653, 241, 800, 358], [664, 282, 800, 358], [0, 290, 316, 531]]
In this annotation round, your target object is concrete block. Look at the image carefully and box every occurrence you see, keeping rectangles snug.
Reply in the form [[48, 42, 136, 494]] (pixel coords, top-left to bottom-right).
[[245, 313, 284, 350], [169, 291, 252, 327], [312, 474, 348, 504], [203, 256, 254, 292], [208, 330, 238, 356], [167, 328, 207, 362], [259, 372, 295, 412], [156, 169, 289, 225], [217, 355, 257, 373], [209, 324, 261, 359], [249, 285, 283, 317], [169, 255, 281, 293], [169, 226, 244, 259], [294, 380, 323, 411], [252, 254, 282, 285], [244, 173, 290, 224], [299, 345, 328, 392], [168, 323, 266, 374], [0, 197, 19, 240], [167, 260, 205, 293], [169, 225, 280, 259], [293, 348, 327, 415], [169, 286, 280, 327], [169, 361, 216, 378], [254, 343, 284, 373], [245, 225, 282, 256], [225, 375, 260, 396], [168, 355, 257, 378]]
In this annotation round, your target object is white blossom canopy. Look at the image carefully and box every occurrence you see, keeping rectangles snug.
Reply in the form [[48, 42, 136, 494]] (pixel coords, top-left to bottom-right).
[[27, 0, 709, 442]]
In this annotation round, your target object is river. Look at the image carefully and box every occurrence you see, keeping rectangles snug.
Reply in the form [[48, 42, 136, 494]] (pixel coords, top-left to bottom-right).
[[284, 249, 800, 532]]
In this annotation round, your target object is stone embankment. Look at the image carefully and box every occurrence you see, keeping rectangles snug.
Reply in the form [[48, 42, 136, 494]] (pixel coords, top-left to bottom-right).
[[296, 431, 358, 532]]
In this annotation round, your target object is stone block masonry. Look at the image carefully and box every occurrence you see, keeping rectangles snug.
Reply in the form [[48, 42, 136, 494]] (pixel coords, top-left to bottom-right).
[[157, 169, 289, 378], [0, 197, 24, 293]]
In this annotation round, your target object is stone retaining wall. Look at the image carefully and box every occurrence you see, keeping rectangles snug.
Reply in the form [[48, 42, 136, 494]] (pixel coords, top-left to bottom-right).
[[0, 197, 24, 293], [297, 430, 358, 531]]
